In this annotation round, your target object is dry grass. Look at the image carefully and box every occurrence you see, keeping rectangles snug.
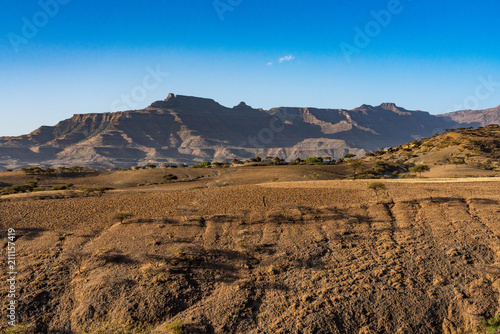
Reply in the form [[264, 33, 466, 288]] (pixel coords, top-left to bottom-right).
[[1, 164, 500, 333]]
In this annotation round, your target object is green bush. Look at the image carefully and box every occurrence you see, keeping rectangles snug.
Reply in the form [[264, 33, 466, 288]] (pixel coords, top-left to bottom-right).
[[166, 320, 184, 334], [163, 174, 178, 182], [305, 157, 323, 164], [83, 187, 112, 197], [5, 324, 36, 334], [481, 314, 500, 333], [50, 183, 73, 191], [0, 178, 40, 196], [191, 161, 212, 168]]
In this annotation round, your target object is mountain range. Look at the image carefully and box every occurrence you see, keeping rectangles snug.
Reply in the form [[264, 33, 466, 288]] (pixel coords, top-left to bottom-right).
[[0, 94, 498, 169]]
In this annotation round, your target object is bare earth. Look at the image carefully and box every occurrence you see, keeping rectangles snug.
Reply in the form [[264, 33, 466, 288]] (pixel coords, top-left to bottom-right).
[[0, 167, 499, 333]]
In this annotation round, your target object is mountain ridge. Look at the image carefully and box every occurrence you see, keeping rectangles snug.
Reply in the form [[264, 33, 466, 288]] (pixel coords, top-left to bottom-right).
[[0, 94, 497, 169]]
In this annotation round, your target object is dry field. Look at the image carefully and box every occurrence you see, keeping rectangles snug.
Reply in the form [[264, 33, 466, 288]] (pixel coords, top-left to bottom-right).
[[0, 167, 499, 333]]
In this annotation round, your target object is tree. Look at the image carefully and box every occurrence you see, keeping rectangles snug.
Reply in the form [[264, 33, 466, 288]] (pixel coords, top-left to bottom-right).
[[410, 164, 430, 178], [344, 153, 356, 159], [367, 182, 386, 203]]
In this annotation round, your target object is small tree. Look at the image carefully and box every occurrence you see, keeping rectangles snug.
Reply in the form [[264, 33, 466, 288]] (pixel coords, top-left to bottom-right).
[[410, 164, 430, 178], [344, 153, 356, 159], [367, 182, 386, 203]]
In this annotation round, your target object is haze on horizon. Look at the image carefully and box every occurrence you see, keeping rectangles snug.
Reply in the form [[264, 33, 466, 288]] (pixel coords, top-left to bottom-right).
[[1, 0, 500, 136]]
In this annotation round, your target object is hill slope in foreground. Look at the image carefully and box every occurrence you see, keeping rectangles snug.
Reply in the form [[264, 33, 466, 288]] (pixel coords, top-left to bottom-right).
[[0, 129, 499, 334], [1, 93, 499, 169]]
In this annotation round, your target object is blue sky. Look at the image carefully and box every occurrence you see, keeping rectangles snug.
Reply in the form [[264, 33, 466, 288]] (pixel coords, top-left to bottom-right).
[[1, 0, 500, 136]]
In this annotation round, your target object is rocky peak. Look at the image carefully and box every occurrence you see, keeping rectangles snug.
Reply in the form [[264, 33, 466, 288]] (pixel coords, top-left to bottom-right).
[[233, 101, 251, 110], [165, 93, 176, 101], [379, 102, 398, 111], [149, 94, 221, 109]]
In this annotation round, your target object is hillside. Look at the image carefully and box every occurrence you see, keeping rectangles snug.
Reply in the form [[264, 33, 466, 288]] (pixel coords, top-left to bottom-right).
[[1, 94, 493, 170], [1, 127, 500, 333], [438, 106, 500, 126], [333, 124, 500, 180]]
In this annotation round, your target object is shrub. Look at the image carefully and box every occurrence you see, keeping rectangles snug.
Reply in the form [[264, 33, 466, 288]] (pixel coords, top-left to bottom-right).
[[481, 314, 500, 333], [309, 172, 320, 180], [163, 174, 178, 182], [399, 173, 417, 179], [166, 320, 184, 334], [112, 212, 134, 223], [305, 157, 323, 164], [192, 161, 212, 168], [5, 324, 36, 334], [50, 183, 73, 191], [83, 187, 112, 197]]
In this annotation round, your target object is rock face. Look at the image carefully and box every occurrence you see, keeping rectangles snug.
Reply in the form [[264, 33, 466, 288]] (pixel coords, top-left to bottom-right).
[[0, 94, 496, 169], [438, 105, 500, 126]]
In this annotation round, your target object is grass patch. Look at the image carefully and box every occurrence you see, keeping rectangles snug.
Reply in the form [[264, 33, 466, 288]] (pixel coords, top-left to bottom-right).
[[481, 314, 500, 333]]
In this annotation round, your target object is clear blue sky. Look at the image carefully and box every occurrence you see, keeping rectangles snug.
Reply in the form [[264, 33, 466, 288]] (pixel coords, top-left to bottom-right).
[[1, 0, 500, 136]]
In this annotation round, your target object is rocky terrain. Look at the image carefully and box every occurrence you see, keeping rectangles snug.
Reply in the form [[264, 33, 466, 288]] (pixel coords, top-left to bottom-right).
[[1, 94, 497, 170], [0, 127, 499, 333], [439, 106, 500, 127]]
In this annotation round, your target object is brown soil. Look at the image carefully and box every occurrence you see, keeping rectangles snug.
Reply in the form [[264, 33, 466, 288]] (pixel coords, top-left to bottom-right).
[[0, 167, 499, 333]]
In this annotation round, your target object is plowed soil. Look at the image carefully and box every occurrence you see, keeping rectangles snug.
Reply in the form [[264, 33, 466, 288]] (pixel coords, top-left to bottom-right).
[[1, 170, 499, 333]]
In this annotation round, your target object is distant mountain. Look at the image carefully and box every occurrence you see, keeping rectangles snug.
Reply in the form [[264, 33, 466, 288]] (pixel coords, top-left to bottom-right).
[[0, 94, 497, 169], [438, 105, 500, 126]]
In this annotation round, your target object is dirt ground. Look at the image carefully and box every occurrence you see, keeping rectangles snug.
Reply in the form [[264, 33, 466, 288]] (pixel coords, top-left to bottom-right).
[[0, 167, 499, 333]]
